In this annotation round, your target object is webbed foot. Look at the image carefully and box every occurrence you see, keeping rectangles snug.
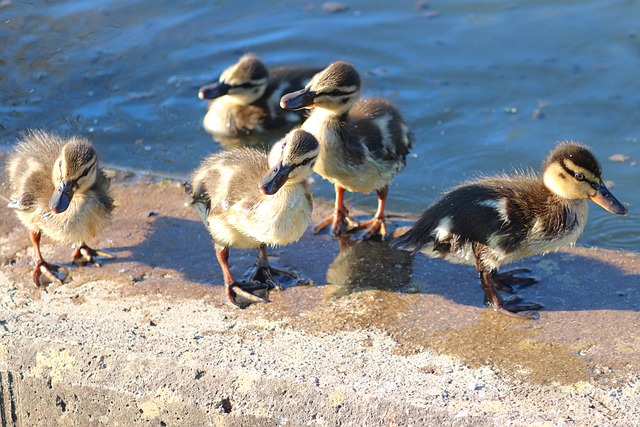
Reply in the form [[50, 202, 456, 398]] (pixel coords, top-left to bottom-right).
[[33, 260, 68, 288], [314, 209, 360, 237], [249, 264, 310, 290], [493, 268, 537, 293], [480, 269, 542, 319], [72, 243, 113, 267], [356, 217, 387, 241], [226, 281, 270, 309]]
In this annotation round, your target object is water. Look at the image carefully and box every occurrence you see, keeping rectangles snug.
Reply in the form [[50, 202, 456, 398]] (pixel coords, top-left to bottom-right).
[[1, 0, 639, 250]]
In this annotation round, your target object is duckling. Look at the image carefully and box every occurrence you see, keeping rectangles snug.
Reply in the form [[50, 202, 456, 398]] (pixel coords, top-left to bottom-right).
[[188, 128, 319, 307], [280, 60, 413, 240], [390, 142, 628, 318], [7, 130, 114, 287], [198, 53, 322, 137]]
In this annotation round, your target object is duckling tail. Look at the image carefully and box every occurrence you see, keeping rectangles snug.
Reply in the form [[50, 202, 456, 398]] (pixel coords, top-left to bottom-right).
[[389, 229, 426, 255], [184, 180, 211, 225]]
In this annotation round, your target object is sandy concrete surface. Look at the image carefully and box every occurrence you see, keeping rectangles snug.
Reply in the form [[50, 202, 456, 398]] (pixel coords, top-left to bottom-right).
[[0, 174, 639, 426]]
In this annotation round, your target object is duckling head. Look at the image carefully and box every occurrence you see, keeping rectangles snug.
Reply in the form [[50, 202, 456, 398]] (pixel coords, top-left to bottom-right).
[[49, 139, 99, 214], [542, 142, 627, 215], [259, 129, 319, 195], [198, 54, 269, 105], [280, 61, 360, 115]]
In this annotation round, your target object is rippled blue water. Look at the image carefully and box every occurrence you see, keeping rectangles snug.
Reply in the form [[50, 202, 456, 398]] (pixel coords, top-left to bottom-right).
[[1, 0, 639, 250]]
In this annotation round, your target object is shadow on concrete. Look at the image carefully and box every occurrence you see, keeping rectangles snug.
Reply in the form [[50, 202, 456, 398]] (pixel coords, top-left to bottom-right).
[[317, 228, 640, 314], [109, 215, 217, 284], [110, 214, 640, 314]]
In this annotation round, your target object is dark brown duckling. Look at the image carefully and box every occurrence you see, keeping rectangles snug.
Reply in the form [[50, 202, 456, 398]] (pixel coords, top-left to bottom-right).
[[391, 142, 627, 319]]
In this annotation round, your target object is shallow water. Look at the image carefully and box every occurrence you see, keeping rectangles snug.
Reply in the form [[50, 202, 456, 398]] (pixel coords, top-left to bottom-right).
[[1, 0, 639, 250]]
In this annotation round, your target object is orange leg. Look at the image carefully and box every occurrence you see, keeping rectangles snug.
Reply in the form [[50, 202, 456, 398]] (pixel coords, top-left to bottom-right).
[[214, 243, 269, 308], [314, 184, 359, 236], [358, 186, 389, 241], [30, 230, 66, 287]]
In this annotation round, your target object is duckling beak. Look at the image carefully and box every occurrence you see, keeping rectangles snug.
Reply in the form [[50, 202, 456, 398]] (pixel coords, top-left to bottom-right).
[[49, 181, 75, 214], [259, 162, 293, 195], [280, 88, 316, 110], [198, 81, 230, 100], [589, 183, 628, 215]]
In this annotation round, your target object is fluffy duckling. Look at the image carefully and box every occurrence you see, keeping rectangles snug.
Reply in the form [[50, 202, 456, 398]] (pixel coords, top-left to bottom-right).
[[199, 53, 322, 137], [7, 130, 114, 287], [188, 128, 319, 307], [280, 61, 413, 240], [391, 142, 627, 318]]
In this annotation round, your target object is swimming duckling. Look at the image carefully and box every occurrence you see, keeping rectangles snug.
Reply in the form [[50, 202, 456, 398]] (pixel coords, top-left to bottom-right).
[[198, 53, 322, 137], [188, 128, 319, 307], [280, 61, 413, 240], [7, 130, 114, 287], [390, 142, 627, 318]]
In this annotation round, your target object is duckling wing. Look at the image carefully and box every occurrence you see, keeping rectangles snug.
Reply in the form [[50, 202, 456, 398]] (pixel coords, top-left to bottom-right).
[[7, 194, 36, 211], [189, 148, 267, 224], [348, 98, 412, 164], [92, 169, 115, 213], [7, 160, 55, 212], [228, 104, 271, 136], [187, 181, 211, 225], [392, 182, 533, 258]]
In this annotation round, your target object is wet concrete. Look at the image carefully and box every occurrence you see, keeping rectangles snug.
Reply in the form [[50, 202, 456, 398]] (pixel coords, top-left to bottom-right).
[[1, 175, 639, 426]]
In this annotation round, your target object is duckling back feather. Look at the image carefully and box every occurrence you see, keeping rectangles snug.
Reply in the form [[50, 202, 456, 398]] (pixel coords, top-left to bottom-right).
[[392, 174, 588, 270]]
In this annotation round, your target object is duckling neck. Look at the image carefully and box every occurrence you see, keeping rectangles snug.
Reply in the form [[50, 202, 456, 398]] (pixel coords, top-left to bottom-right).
[[532, 192, 589, 242], [301, 108, 355, 180]]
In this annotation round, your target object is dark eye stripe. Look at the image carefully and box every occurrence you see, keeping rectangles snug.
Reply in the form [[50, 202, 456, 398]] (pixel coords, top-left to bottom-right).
[[289, 155, 316, 171], [79, 159, 96, 179], [318, 89, 355, 97], [233, 82, 257, 89], [560, 162, 596, 185]]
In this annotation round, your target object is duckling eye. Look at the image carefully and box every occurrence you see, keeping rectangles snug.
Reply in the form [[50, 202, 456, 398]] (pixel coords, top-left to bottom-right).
[[325, 89, 343, 97], [78, 162, 95, 179], [574, 172, 585, 181]]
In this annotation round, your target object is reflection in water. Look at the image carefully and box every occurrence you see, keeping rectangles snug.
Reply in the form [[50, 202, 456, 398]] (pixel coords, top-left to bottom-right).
[[325, 236, 413, 299]]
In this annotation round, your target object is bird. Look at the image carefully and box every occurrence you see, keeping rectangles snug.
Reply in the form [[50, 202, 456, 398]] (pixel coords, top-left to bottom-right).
[[187, 128, 319, 308], [390, 142, 628, 318], [280, 60, 413, 240], [198, 53, 322, 137], [7, 130, 114, 287]]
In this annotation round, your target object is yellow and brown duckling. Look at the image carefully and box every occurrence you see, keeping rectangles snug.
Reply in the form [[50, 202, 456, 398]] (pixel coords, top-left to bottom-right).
[[280, 60, 413, 240], [7, 130, 114, 287], [198, 53, 322, 137], [188, 128, 319, 307], [391, 142, 627, 319]]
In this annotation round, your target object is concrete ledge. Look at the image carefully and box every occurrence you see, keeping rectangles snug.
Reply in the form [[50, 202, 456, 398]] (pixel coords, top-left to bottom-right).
[[1, 177, 639, 426]]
